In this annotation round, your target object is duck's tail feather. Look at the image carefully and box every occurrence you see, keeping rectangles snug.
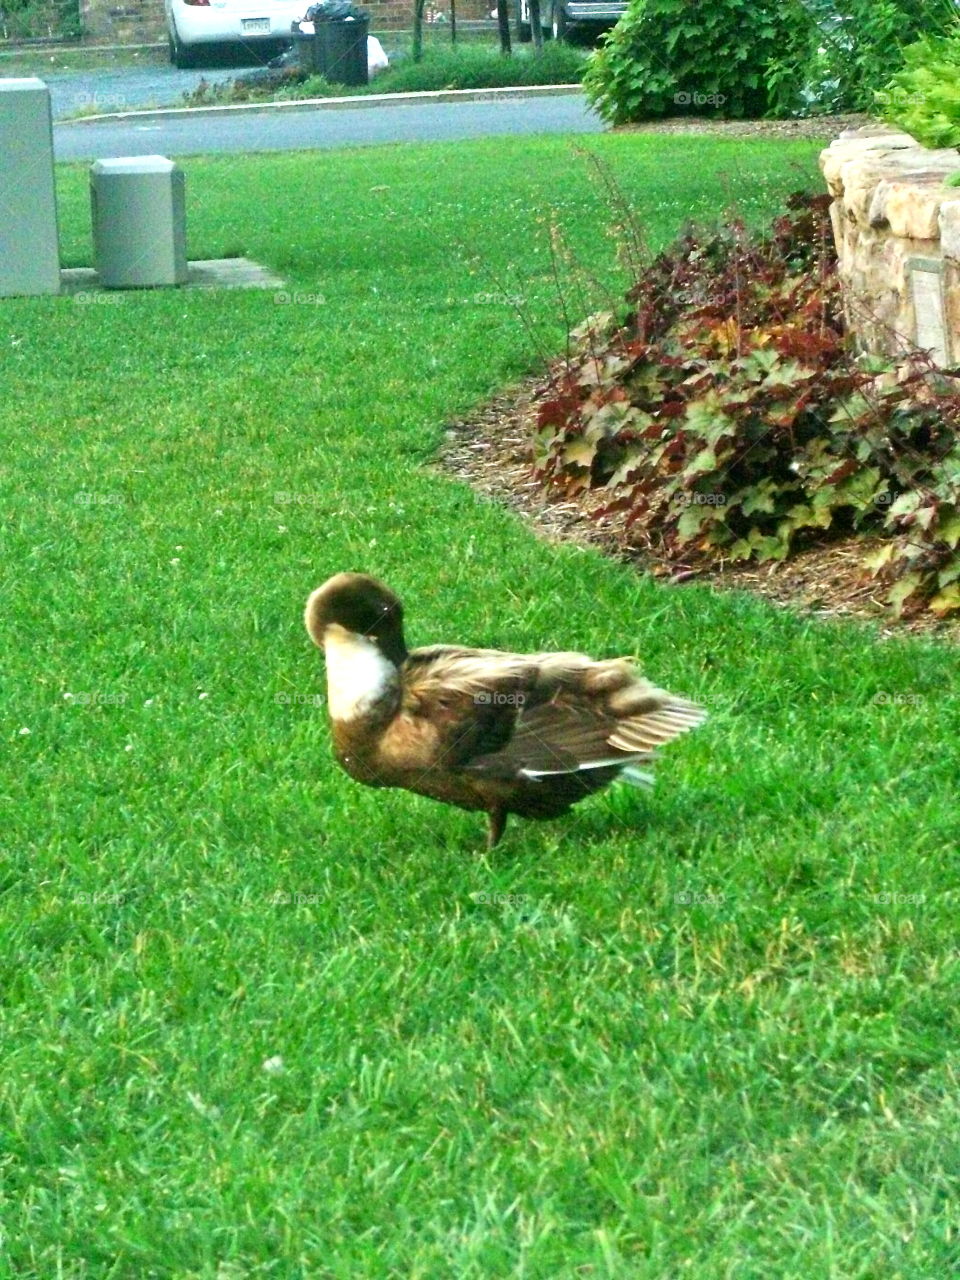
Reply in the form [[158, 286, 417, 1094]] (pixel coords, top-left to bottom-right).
[[519, 752, 655, 785], [619, 763, 656, 789]]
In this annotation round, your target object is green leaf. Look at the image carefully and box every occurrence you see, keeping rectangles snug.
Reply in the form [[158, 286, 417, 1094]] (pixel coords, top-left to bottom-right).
[[608, 448, 647, 487], [687, 446, 717, 476], [676, 505, 713, 540], [886, 572, 923, 617], [741, 479, 782, 517], [585, 401, 639, 443], [862, 543, 896, 574], [888, 491, 922, 520], [936, 510, 960, 549], [682, 392, 739, 444], [563, 439, 597, 468], [929, 583, 960, 616]]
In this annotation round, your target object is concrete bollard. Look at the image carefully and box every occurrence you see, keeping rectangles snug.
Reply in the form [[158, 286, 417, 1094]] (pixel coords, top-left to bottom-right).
[[0, 78, 61, 298], [90, 156, 188, 289]]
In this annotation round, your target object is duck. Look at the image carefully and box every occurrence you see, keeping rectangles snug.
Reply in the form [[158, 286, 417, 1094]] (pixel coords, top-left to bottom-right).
[[304, 573, 706, 849]]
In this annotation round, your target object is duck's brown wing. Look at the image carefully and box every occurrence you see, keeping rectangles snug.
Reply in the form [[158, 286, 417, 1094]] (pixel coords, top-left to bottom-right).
[[391, 646, 533, 770], [398, 646, 704, 781], [462, 689, 704, 782]]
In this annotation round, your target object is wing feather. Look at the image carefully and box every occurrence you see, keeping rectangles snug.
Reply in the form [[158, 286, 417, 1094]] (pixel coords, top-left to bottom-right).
[[397, 644, 705, 784]]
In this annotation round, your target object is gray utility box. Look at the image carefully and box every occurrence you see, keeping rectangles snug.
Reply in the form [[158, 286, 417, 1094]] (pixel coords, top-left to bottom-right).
[[90, 156, 188, 289], [0, 78, 61, 298]]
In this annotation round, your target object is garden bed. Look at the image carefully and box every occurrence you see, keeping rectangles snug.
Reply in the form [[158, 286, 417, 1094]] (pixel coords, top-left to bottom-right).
[[440, 380, 958, 637], [616, 113, 870, 141], [440, 176, 960, 636]]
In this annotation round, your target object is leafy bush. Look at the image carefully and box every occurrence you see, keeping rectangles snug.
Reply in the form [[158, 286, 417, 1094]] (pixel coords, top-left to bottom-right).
[[534, 194, 960, 617], [774, 0, 960, 116], [583, 0, 960, 123], [879, 28, 960, 147], [583, 0, 801, 125]]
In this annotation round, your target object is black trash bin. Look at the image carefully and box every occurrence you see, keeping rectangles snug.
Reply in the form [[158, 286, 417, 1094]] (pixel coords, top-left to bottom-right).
[[293, 1, 369, 86]]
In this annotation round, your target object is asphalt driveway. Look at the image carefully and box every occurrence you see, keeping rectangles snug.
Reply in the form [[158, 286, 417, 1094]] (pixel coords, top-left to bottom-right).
[[45, 63, 256, 120], [54, 91, 600, 161]]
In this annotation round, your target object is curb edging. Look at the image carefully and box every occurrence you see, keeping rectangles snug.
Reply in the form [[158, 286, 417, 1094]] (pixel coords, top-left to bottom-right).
[[58, 83, 585, 126]]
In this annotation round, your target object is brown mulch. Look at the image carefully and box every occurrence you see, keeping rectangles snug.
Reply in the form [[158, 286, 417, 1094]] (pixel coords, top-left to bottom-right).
[[615, 114, 871, 141], [438, 379, 959, 640]]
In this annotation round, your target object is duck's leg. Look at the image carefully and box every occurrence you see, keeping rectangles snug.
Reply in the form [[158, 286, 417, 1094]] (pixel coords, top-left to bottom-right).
[[487, 806, 508, 850]]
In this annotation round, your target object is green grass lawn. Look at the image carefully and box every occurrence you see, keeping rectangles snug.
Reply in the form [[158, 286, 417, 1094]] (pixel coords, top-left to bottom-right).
[[3, 134, 959, 1278]]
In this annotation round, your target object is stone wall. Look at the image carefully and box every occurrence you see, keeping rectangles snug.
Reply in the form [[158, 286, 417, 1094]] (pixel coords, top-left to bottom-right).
[[820, 125, 960, 368], [79, 0, 165, 43]]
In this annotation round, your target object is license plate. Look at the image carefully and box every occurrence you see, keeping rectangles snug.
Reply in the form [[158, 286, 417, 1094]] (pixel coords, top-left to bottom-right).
[[242, 17, 270, 31]]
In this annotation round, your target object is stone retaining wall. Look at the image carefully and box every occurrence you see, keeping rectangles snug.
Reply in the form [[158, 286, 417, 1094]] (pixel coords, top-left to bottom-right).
[[820, 125, 960, 368]]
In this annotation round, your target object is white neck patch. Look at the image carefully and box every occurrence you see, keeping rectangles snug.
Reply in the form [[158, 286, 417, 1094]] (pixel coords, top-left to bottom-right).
[[323, 623, 399, 722]]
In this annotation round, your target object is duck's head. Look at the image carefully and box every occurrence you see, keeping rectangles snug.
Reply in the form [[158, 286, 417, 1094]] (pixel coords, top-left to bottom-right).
[[304, 573, 407, 669]]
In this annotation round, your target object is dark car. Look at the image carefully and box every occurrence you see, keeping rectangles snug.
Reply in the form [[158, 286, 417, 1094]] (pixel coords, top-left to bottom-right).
[[514, 0, 626, 42]]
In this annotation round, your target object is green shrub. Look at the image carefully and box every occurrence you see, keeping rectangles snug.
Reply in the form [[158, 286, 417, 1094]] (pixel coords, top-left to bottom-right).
[[771, 0, 960, 115], [583, 0, 801, 126], [879, 29, 960, 147], [583, 0, 960, 124]]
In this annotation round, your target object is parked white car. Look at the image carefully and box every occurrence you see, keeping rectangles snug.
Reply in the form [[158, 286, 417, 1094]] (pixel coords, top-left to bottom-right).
[[165, 0, 305, 67]]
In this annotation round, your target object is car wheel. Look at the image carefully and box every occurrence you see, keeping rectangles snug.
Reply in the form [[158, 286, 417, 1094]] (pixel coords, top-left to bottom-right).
[[550, 1, 568, 40], [171, 26, 197, 69]]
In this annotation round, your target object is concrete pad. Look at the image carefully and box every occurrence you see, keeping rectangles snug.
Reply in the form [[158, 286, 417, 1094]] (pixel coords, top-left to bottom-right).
[[60, 256, 284, 294]]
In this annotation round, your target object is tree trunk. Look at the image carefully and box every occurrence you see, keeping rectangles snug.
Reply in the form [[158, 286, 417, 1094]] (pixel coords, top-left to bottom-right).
[[412, 0, 426, 60], [529, 0, 542, 51], [450, 0, 456, 43], [496, 0, 512, 55]]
